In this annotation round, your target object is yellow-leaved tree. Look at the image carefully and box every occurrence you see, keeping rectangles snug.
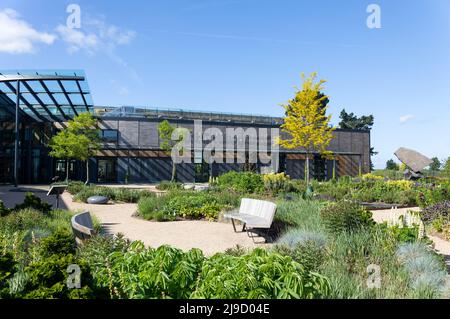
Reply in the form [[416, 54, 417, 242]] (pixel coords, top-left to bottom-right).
[[277, 73, 335, 184]]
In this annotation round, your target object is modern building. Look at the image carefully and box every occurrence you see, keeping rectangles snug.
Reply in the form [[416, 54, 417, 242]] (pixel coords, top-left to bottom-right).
[[0, 70, 371, 185]]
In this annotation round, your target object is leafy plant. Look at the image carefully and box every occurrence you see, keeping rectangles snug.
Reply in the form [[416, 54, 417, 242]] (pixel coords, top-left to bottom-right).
[[156, 181, 183, 191], [14, 193, 52, 214], [217, 171, 264, 194], [38, 228, 75, 258], [274, 229, 328, 273], [73, 186, 153, 203], [137, 191, 238, 221], [0, 200, 10, 217], [421, 201, 450, 223], [263, 172, 292, 195], [320, 201, 374, 235], [21, 254, 95, 299], [66, 181, 86, 195]]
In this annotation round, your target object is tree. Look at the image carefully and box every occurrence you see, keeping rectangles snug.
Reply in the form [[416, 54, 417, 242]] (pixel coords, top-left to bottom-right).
[[338, 109, 374, 130], [48, 130, 75, 181], [277, 73, 335, 185], [49, 113, 100, 183], [339, 109, 377, 170], [443, 157, 450, 174], [158, 120, 188, 182], [429, 157, 441, 171], [386, 159, 399, 171]]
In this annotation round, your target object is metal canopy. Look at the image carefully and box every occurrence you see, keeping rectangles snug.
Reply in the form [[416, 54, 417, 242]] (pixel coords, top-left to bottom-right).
[[0, 70, 94, 122]]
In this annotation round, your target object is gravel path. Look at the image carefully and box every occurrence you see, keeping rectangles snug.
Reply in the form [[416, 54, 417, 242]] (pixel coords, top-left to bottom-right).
[[60, 192, 264, 256]]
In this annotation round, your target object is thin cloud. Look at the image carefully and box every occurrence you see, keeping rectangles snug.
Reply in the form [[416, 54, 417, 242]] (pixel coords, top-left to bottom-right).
[[0, 8, 56, 54], [142, 29, 366, 48], [399, 114, 414, 124], [55, 25, 98, 55], [56, 17, 136, 55], [56, 16, 139, 81]]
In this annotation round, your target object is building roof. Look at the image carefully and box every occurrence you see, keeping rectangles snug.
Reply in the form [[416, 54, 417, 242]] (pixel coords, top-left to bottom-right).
[[97, 106, 284, 125], [0, 70, 94, 122]]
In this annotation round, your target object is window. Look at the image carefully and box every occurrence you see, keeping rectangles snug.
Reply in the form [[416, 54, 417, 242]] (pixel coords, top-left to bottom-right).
[[101, 129, 118, 143]]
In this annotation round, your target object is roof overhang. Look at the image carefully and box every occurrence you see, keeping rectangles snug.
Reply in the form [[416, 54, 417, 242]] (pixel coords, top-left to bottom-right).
[[0, 70, 94, 123]]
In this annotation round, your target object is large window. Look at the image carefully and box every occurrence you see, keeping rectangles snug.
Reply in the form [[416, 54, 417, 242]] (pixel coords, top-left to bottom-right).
[[98, 159, 117, 183], [100, 129, 119, 143]]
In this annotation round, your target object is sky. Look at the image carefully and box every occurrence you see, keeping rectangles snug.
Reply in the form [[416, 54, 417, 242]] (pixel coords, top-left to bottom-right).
[[0, 0, 449, 169]]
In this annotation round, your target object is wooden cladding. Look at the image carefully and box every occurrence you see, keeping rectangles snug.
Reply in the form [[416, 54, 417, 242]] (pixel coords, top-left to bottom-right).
[[336, 155, 360, 177], [286, 154, 307, 160]]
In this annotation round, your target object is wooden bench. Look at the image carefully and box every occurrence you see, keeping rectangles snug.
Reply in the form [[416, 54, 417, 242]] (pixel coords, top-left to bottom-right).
[[71, 211, 96, 245], [224, 198, 277, 242]]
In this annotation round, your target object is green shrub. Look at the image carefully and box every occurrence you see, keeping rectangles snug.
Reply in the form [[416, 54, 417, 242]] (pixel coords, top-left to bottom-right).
[[73, 186, 154, 203], [311, 180, 352, 201], [273, 242, 326, 273], [321, 227, 413, 298], [0, 201, 10, 217], [73, 186, 115, 203], [289, 180, 308, 195], [137, 191, 238, 221], [274, 199, 324, 232], [263, 173, 293, 195], [38, 228, 75, 258], [217, 171, 264, 193], [385, 225, 419, 243], [193, 248, 330, 299], [0, 209, 47, 233], [320, 201, 374, 235], [155, 181, 183, 191], [396, 243, 448, 298], [90, 243, 331, 299], [274, 229, 327, 273], [114, 188, 142, 203], [67, 181, 86, 195], [14, 193, 52, 214], [224, 245, 249, 257], [417, 184, 450, 208], [137, 194, 176, 221], [78, 234, 131, 266], [0, 252, 16, 298], [21, 254, 95, 299]]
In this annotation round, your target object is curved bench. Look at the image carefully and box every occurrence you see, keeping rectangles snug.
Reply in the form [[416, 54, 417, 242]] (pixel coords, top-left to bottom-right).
[[224, 198, 277, 243], [71, 211, 96, 245]]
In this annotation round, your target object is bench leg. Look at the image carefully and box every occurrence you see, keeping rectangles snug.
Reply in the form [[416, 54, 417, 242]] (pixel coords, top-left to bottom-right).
[[247, 228, 271, 244], [231, 218, 237, 232], [242, 223, 246, 232]]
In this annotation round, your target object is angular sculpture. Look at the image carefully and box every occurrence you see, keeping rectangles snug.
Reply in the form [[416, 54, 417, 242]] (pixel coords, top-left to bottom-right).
[[394, 147, 433, 180]]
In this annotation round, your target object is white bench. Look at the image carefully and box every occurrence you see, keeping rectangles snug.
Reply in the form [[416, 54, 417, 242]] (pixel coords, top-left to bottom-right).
[[224, 198, 277, 242], [71, 211, 96, 245]]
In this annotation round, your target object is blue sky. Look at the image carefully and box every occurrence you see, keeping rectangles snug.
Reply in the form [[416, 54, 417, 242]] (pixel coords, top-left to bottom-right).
[[1, 0, 449, 169]]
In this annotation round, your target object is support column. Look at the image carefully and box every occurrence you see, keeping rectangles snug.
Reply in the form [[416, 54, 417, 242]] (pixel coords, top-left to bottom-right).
[[14, 80, 20, 187], [358, 154, 362, 177], [333, 158, 336, 180]]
